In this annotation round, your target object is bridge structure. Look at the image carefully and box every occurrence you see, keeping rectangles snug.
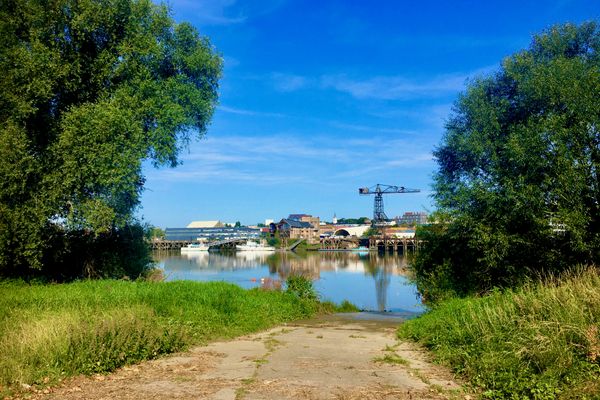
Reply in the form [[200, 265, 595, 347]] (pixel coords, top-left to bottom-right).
[[151, 240, 193, 250], [319, 236, 360, 250], [332, 225, 371, 237]]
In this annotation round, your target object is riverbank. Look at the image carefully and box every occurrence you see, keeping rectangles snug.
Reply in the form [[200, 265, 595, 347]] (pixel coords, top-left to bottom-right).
[[398, 267, 600, 399], [0, 279, 332, 396]]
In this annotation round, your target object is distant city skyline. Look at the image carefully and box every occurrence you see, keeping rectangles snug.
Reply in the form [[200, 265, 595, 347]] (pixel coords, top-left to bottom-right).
[[138, 0, 600, 228]]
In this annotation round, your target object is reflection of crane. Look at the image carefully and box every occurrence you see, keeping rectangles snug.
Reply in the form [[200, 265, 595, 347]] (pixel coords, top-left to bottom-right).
[[374, 265, 391, 312], [363, 255, 390, 312], [359, 184, 420, 225]]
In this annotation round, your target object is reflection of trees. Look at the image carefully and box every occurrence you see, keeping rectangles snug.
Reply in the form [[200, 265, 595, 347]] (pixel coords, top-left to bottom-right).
[[264, 252, 281, 274], [267, 251, 321, 280]]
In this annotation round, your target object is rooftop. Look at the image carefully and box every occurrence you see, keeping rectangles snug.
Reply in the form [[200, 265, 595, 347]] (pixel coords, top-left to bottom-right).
[[186, 220, 224, 228]]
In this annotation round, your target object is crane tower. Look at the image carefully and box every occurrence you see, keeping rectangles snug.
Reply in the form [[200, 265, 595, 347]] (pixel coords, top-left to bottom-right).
[[359, 184, 420, 225]]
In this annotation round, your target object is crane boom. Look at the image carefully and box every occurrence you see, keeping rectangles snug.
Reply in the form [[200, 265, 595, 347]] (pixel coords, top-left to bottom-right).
[[358, 184, 420, 224]]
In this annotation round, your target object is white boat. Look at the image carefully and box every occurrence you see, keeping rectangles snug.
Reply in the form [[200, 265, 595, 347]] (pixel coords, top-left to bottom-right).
[[180, 242, 209, 252], [236, 241, 276, 252]]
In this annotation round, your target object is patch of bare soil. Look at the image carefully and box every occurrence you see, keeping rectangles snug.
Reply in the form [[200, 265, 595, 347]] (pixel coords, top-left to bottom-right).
[[22, 314, 470, 400]]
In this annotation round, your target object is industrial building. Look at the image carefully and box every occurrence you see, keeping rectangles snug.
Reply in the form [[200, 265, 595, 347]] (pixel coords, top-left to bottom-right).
[[165, 226, 260, 241], [186, 220, 225, 228], [394, 212, 428, 226]]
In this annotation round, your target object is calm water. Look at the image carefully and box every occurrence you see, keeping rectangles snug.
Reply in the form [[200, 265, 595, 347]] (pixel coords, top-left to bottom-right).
[[153, 251, 423, 314]]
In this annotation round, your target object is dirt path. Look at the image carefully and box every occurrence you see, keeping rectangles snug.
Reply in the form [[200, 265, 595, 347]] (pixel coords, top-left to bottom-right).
[[31, 314, 466, 400]]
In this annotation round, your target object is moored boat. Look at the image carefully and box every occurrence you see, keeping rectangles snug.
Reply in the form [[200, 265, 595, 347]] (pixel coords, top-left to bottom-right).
[[236, 241, 276, 252], [181, 242, 209, 252]]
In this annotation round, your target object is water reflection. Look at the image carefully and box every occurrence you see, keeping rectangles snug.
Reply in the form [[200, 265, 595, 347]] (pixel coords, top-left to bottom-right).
[[153, 251, 422, 313]]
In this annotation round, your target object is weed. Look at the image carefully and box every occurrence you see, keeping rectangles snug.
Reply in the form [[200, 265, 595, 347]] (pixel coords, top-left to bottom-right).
[[140, 267, 165, 282], [336, 300, 360, 313], [317, 299, 359, 314], [349, 334, 367, 339], [172, 375, 193, 383], [399, 267, 600, 399], [263, 338, 282, 352], [373, 353, 409, 366], [408, 368, 430, 384], [285, 275, 318, 301]]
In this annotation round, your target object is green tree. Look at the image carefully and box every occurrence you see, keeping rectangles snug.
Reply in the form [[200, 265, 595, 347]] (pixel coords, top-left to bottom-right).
[[338, 217, 370, 225], [361, 227, 378, 237], [146, 226, 165, 240], [414, 22, 600, 301], [0, 0, 221, 277]]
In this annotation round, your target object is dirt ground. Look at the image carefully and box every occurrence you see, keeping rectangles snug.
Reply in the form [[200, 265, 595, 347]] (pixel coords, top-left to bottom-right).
[[25, 314, 469, 400]]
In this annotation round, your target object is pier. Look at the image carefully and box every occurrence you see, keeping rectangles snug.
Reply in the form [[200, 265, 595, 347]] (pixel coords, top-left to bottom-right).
[[368, 236, 421, 254], [318, 236, 421, 254], [150, 240, 193, 250]]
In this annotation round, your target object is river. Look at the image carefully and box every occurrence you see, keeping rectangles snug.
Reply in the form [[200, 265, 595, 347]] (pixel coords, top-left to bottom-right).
[[153, 250, 423, 315]]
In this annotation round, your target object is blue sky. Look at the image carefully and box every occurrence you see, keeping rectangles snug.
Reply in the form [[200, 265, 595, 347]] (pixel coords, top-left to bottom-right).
[[140, 0, 600, 228]]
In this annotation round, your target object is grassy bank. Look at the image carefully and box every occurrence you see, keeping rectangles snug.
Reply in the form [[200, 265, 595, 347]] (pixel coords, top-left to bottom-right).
[[0, 279, 324, 394], [398, 267, 600, 399]]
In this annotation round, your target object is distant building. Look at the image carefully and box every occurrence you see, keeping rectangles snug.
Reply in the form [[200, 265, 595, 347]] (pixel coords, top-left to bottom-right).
[[287, 214, 320, 229], [288, 214, 310, 220], [186, 220, 224, 228], [303, 216, 320, 228], [332, 213, 337, 225], [165, 226, 260, 241], [382, 227, 416, 238], [395, 212, 428, 226], [276, 218, 320, 244], [327, 225, 371, 237]]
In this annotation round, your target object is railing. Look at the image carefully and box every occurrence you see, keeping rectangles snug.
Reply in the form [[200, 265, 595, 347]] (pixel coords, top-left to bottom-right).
[[286, 239, 304, 251]]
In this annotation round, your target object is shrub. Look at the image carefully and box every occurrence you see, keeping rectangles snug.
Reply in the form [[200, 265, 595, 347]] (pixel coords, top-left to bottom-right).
[[285, 275, 318, 301], [398, 267, 600, 399]]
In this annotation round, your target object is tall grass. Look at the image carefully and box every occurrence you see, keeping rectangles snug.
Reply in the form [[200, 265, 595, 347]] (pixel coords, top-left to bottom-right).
[[0, 279, 320, 393], [398, 267, 600, 399]]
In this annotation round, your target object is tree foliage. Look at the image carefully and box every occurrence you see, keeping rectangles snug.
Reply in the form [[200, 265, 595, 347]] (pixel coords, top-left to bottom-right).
[[337, 217, 370, 225], [0, 0, 221, 278], [414, 22, 600, 301]]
